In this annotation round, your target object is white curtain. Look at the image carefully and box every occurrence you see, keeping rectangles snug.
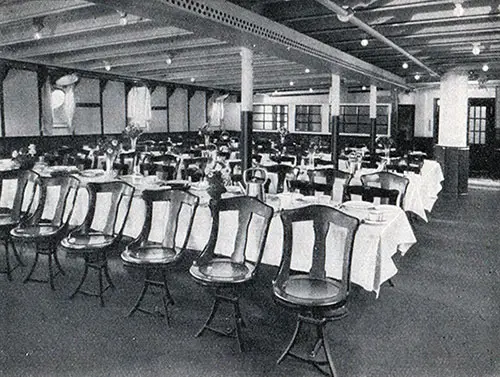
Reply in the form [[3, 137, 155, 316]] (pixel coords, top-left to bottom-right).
[[127, 86, 152, 128], [64, 85, 76, 134], [208, 93, 229, 128]]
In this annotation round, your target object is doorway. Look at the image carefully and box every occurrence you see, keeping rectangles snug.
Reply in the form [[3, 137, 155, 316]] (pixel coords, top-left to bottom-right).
[[467, 98, 496, 176]]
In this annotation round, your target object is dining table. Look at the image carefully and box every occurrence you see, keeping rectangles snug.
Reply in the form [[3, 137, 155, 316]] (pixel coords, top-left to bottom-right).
[[1, 165, 417, 298]]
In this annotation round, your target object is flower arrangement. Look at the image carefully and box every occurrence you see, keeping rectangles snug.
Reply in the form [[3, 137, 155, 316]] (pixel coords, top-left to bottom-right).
[[123, 122, 144, 140], [204, 159, 231, 200], [198, 122, 213, 137], [376, 136, 394, 150], [11, 144, 37, 170], [97, 137, 121, 158]]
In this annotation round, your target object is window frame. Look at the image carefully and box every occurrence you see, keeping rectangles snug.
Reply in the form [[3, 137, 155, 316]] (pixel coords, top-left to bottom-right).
[[252, 104, 289, 131]]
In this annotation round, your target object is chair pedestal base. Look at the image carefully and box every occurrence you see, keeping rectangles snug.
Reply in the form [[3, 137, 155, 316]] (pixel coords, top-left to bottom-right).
[[70, 253, 114, 307], [1, 239, 24, 281], [24, 244, 65, 290], [196, 289, 246, 352], [278, 314, 338, 377], [128, 269, 174, 326]]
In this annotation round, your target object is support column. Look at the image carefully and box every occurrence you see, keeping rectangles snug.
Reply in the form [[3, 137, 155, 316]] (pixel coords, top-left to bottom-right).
[[329, 74, 341, 169], [240, 47, 253, 172], [369, 85, 377, 167], [435, 70, 469, 195]]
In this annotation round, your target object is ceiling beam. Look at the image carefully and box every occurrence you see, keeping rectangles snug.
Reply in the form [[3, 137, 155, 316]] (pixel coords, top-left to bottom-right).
[[0, 0, 93, 26], [1, 24, 193, 59], [89, 0, 410, 90]]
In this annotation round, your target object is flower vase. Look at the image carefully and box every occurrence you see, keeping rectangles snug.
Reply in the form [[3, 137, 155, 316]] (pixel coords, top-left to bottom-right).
[[130, 137, 138, 151], [105, 155, 116, 177]]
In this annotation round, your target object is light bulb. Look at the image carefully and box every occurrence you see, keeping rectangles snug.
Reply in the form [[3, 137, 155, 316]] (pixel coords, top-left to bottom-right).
[[360, 38, 369, 47], [402, 62, 409, 69], [33, 31, 42, 40], [472, 44, 481, 55], [305, 68, 310, 73], [414, 74, 421, 81], [362, 85, 367, 91], [309, 88, 314, 93], [119, 15, 128, 25], [103, 61, 111, 71], [289, 81, 294, 86], [482, 64, 489, 72], [165, 57, 172, 65], [453, 3, 464, 17], [190, 77, 196, 82]]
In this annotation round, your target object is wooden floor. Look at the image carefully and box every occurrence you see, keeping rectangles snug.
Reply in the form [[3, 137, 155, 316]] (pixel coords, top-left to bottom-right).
[[0, 181, 498, 377]]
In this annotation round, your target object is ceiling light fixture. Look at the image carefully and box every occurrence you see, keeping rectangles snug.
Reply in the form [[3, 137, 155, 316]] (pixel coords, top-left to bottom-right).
[[289, 81, 294, 86], [402, 62, 409, 69], [305, 68, 310, 73], [309, 88, 314, 93], [472, 43, 481, 56], [273, 90, 279, 95], [190, 77, 196, 82], [362, 85, 367, 91], [165, 57, 172, 65], [32, 17, 44, 40], [414, 74, 421, 81], [360, 38, 369, 47], [453, 1, 465, 17], [117, 11, 128, 25], [482, 64, 489, 72], [336, 6, 354, 22], [103, 61, 111, 71]]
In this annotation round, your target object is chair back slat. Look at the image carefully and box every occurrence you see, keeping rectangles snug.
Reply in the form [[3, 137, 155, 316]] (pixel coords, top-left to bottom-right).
[[360, 171, 409, 207], [277, 205, 359, 299], [199, 196, 273, 271], [85, 181, 135, 236]]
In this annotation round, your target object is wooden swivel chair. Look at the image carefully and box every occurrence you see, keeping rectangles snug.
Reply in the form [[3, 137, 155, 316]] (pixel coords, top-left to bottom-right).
[[0, 170, 40, 280], [274, 205, 360, 376], [121, 189, 199, 324], [189, 196, 273, 351], [11, 175, 80, 290], [60, 181, 135, 306], [360, 171, 409, 208]]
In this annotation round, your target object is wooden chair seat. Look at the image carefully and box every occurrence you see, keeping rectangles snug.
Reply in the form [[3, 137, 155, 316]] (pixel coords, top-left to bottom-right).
[[60, 232, 116, 251], [273, 275, 344, 308], [11, 224, 60, 239], [121, 244, 181, 266], [190, 258, 253, 284]]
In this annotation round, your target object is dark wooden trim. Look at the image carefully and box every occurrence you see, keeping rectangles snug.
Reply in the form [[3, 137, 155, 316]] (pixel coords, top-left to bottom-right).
[[370, 117, 377, 166], [240, 110, 253, 172], [331, 115, 340, 169], [187, 88, 196, 132], [76, 102, 101, 108], [166, 86, 176, 133], [37, 68, 48, 136], [99, 79, 107, 135], [0, 65, 8, 138], [152, 106, 168, 111]]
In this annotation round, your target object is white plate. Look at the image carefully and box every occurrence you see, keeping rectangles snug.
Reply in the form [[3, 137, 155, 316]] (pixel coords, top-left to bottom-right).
[[341, 200, 374, 210], [165, 180, 190, 185], [79, 169, 105, 178], [363, 218, 388, 225]]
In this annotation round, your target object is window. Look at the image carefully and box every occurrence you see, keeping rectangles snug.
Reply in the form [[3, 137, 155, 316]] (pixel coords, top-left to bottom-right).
[[330, 104, 390, 136], [295, 105, 322, 132], [253, 105, 288, 130], [468, 105, 486, 145]]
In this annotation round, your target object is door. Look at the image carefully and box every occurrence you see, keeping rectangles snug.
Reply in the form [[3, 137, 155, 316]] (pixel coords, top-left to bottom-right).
[[396, 104, 415, 153], [467, 98, 496, 175]]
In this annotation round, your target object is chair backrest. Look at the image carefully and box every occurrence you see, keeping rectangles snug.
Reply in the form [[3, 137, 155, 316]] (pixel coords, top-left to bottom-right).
[[130, 189, 199, 250], [360, 171, 409, 207], [198, 196, 273, 275], [264, 164, 294, 193], [276, 205, 359, 300], [31, 175, 80, 229], [82, 181, 135, 237], [344, 185, 399, 205], [0, 169, 40, 222]]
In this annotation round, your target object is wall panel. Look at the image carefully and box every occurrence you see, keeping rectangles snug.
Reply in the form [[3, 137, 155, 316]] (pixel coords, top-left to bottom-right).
[[169, 88, 187, 132], [103, 80, 125, 134], [3, 69, 39, 137]]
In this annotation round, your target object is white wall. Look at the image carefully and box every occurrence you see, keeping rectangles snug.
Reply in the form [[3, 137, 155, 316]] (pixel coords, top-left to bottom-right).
[[169, 88, 187, 132], [103, 81, 125, 134], [189, 91, 206, 132], [3, 69, 39, 137]]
